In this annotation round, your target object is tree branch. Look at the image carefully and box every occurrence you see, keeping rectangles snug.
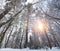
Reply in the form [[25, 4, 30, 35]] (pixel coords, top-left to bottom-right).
[[0, 7, 11, 20], [0, 6, 25, 28]]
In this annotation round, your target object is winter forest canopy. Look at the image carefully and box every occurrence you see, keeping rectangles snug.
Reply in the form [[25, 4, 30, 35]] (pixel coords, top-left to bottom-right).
[[0, 0, 60, 49]]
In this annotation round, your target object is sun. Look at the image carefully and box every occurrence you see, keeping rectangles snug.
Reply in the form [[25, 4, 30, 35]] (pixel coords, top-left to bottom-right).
[[33, 19, 48, 33], [38, 22, 44, 32]]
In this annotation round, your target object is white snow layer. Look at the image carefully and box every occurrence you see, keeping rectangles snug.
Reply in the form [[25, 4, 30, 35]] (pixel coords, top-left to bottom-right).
[[0, 47, 60, 51]]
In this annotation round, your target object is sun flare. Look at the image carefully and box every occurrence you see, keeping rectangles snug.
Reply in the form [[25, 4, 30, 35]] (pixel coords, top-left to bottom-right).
[[33, 19, 48, 33]]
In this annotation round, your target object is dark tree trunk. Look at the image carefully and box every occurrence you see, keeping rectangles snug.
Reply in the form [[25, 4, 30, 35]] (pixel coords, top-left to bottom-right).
[[0, 7, 11, 20]]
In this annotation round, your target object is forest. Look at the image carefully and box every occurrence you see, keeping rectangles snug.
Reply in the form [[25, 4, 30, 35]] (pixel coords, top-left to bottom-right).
[[0, 0, 60, 49]]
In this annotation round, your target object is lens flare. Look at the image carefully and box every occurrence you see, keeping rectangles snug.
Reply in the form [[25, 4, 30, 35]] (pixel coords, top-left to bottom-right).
[[33, 19, 48, 33]]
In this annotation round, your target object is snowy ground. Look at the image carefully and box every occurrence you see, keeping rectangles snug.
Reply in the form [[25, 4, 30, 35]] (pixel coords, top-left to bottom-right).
[[0, 47, 60, 51]]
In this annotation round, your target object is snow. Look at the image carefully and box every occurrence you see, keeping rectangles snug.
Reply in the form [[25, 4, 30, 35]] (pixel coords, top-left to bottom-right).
[[0, 47, 60, 51]]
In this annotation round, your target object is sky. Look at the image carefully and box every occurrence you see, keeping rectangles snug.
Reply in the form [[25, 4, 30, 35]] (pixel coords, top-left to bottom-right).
[[25, 0, 39, 5], [0, 0, 6, 9], [27, 0, 38, 3]]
